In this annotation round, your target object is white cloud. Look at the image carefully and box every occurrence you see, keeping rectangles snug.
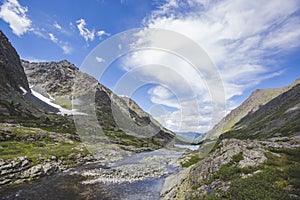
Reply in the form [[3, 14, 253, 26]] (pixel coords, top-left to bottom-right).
[[76, 19, 110, 42], [49, 33, 58, 43], [54, 22, 62, 30], [0, 0, 32, 36], [97, 30, 110, 39], [76, 18, 95, 42], [153, 101, 214, 133], [148, 85, 180, 109], [149, 85, 173, 99], [95, 56, 105, 63], [48, 33, 72, 54], [118, 44, 122, 50], [123, 0, 300, 132], [61, 44, 72, 54]]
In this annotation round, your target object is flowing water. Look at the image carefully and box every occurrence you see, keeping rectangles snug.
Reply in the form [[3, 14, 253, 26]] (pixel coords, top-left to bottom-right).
[[0, 149, 183, 200]]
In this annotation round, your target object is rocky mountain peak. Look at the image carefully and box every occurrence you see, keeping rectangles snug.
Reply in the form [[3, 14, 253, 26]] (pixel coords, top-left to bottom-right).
[[22, 60, 80, 97]]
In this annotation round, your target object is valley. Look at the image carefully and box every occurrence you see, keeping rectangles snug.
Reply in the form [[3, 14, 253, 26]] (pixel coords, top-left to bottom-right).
[[0, 21, 300, 200]]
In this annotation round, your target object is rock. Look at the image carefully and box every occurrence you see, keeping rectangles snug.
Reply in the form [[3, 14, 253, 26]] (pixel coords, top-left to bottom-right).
[[51, 156, 57, 161], [18, 156, 27, 161], [39, 157, 45, 162], [239, 150, 266, 168], [161, 168, 190, 199], [0, 163, 12, 171], [43, 162, 58, 174], [0, 161, 6, 167], [0, 178, 11, 185], [25, 164, 43, 178], [11, 160, 21, 168], [21, 160, 30, 167]]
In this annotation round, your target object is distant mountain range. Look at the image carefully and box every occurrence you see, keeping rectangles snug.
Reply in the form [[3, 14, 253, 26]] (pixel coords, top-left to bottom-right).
[[175, 132, 202, 143]]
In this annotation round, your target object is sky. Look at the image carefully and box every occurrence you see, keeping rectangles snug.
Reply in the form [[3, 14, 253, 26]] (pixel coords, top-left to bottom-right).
[[1, 0, 300, 133]]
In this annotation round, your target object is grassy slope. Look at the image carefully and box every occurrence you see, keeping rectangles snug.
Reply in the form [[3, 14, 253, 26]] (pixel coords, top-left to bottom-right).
[[202, 147, 300, 200], [221, 84, 300, 140], [0, 122, 88, 166]]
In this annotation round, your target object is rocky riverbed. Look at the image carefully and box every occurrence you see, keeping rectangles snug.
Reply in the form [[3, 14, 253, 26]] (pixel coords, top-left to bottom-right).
[[0, 148, 185, 199], [77, 149, 183, 184]]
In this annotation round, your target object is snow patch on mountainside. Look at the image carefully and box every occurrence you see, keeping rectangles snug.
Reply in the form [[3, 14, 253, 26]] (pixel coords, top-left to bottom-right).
[[30, 89, 87, 116]]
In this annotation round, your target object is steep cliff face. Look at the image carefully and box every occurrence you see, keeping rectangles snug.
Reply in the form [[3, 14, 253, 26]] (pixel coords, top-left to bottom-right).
[[0, 31, 43, 118], [207, 78, 300, 139], [22, 60, 174, 149], [0, 31, 30, 93]]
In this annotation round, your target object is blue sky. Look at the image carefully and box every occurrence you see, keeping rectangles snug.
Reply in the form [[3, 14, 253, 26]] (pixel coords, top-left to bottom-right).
[[1, 0, 300, 133]]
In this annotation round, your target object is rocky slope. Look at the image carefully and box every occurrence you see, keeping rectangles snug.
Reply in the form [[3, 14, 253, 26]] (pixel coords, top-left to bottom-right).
[[0, 31, 29, 93], [162, 79, 300, 199], [221, 82, 300, 140], [206, 78, 300, 139], [0, 31, 43, 118], [0, 122, 95, 185], [162, 135, 300, 199], [22, 60, 174, 150]]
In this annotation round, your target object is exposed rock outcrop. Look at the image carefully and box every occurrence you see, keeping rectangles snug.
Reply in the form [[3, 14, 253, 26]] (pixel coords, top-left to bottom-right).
[[161, 135, 300, 199], [0, 154, 95, 186], [161, 139, 266, 199], [0, 122, 95, 186]]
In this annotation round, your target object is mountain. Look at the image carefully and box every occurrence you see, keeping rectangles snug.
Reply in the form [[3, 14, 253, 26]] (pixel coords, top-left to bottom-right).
[[0, 30, 91, 186], [0, 31, 29, 93], [0, 30, 47, 119], [0, 30, 174, 186], [206, 78, 300, 139], [22, 60, 174, 151], [175, 132, 202, 143], [221, 81, 300, 140], [161, 79, 300, 199]]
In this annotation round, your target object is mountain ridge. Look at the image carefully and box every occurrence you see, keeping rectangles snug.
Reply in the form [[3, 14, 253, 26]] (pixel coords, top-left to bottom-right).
[[22, 59, 175, 149], [206, 78, 300, 139]]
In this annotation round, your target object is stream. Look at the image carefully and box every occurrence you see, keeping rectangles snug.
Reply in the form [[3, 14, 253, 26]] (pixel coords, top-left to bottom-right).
[[0, 149, 184, 200]]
